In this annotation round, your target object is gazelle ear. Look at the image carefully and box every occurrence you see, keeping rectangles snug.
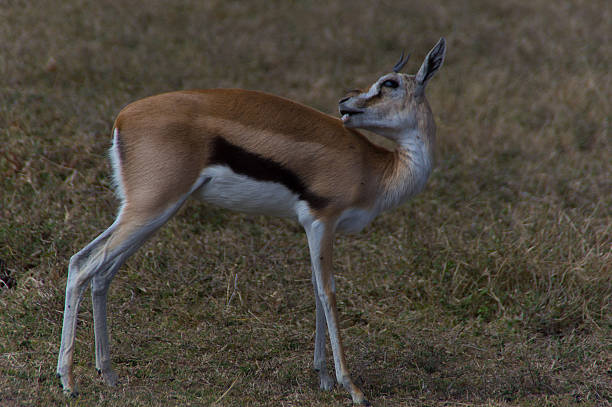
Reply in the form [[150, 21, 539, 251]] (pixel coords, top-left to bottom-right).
[[415, 38, 446, 96]]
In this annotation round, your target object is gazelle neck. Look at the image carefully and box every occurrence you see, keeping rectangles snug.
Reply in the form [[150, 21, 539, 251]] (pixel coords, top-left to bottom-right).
[[378, 127, 434, 212]]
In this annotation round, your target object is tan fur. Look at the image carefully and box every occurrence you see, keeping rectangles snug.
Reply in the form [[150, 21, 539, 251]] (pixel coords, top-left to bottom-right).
[[114, 89, 393, 218]]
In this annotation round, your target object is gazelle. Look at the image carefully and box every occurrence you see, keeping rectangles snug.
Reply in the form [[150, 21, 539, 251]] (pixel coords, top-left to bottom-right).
[[57, 38, 446, 405]]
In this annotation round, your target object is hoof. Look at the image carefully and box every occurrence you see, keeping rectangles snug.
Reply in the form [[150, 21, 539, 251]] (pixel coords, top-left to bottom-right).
[[98, 368, 119, 387], [57, 372, 78, 397], [66, 389, 79, 398], [319, 372, 335, 391], [343, 378, 368, 406]]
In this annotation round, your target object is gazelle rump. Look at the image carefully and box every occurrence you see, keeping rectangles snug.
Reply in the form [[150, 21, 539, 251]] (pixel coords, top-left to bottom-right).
[[57, 38, 446, 405]]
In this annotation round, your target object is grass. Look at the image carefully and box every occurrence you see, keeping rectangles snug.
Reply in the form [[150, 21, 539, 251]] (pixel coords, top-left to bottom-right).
[[1, 0, 610, 405]]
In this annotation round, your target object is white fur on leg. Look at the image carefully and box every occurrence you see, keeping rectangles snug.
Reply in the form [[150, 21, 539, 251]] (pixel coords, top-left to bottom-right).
[[312, 268, 334, 390]]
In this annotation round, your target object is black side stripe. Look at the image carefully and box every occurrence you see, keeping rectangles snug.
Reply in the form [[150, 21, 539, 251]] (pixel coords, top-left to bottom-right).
[[209, 137, 329, 210]]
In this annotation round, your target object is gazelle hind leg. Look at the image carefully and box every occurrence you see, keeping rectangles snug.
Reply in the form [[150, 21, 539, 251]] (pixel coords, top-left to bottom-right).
[[91, 256, 123, 386], [57, 176, 210, 395], [58, 207, 178, 394], [57, 220, 121, 394]]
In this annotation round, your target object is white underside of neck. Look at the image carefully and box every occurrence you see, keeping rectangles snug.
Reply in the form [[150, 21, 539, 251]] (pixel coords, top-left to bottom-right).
[[378, 129, 432, 212]]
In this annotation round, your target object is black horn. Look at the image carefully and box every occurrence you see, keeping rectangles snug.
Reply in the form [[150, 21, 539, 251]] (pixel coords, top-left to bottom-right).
[[392, 51, 410, 73]]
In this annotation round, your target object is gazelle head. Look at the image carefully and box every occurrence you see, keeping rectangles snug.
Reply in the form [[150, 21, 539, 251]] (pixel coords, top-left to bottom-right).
[[339, 38, 446, 138]]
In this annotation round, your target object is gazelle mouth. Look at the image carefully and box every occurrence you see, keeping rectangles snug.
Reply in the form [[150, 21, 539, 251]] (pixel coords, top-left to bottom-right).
[[339, 109, 363, 123]]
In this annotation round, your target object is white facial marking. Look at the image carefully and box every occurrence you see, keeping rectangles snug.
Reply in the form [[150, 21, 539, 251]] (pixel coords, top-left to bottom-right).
[[364, 82, 379, 99]]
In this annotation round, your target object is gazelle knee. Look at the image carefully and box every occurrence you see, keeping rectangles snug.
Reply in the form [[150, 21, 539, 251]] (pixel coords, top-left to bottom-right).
[[68, 253, 83, 275], [66, 255, 100, 300], [69, 240, 101, 273]]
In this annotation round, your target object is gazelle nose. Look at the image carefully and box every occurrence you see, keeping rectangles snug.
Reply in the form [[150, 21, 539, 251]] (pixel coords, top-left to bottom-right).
[[339, 96, 351, 104]]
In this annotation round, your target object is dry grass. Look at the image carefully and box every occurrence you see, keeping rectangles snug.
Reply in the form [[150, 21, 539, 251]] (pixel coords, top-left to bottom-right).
[[1, 0, 610, 406]]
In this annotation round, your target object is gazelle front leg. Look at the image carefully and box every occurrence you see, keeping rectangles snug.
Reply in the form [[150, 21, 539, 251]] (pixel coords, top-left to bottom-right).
[[304, 219, 369, 406], [311, 267, 334, 390]]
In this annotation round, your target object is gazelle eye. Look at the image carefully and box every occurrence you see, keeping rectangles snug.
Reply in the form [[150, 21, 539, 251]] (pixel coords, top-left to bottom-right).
[[382, 79, 399, 88]]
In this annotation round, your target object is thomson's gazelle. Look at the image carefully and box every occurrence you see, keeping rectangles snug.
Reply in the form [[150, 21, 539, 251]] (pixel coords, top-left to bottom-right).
[[57, 38, 446, 405]]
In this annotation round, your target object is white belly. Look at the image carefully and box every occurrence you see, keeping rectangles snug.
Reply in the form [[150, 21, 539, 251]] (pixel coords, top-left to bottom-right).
[[195, 165, 300, 218]]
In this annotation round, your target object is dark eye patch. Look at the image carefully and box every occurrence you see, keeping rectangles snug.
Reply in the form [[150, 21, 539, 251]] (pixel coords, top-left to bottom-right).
[[382, 79, 399, 89]]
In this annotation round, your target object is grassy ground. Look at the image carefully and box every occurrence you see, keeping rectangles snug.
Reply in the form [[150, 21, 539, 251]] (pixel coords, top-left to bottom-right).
[[1, 0, 610, 406]]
